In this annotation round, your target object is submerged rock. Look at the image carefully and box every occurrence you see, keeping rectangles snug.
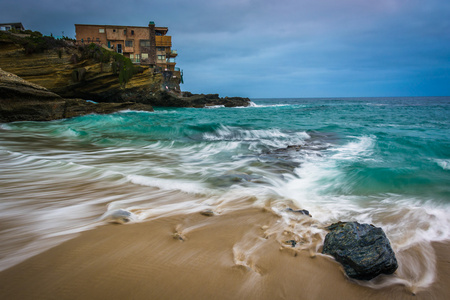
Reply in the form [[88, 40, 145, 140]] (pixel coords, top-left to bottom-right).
[[101, 209, 136, 224], [322, 222, 398, 280], [200, 209, 215, 217], [285, 240, 297, 247], [286, 207, 312, 217]]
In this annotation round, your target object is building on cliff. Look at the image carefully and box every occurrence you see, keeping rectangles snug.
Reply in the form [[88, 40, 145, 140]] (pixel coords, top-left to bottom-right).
[[0, 23, 25, 31], [75, 21, 181, 88]]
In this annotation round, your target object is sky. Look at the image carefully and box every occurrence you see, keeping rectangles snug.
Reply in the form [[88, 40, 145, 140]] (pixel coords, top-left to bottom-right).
[[1, 0, 449, 98]]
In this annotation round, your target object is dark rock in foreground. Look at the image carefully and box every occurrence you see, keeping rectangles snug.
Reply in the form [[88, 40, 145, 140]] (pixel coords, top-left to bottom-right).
[[0, 68, 154, 122], [322, 221, 398, 280]]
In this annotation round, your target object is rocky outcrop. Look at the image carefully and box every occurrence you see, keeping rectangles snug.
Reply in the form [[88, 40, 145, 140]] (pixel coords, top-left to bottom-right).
[[0, 68, 153, 122], [322, 222, 398, 280], [0, 37, 250, 108], [0, 39, 163, 104], [147, 91, 251, 108]]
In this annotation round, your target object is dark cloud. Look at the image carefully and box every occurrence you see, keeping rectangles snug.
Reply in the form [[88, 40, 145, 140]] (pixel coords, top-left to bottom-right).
[[1, 0, 449, 97]]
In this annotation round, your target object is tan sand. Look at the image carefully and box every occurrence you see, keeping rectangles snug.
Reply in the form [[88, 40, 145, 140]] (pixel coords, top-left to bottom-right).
[[0, 208, 448, 300]]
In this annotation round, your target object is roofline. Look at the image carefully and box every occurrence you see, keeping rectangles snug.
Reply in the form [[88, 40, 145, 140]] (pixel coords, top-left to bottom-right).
[[75, 24, 147, 29], [74, 24, 168, 30], [0, 22, 24, 26]]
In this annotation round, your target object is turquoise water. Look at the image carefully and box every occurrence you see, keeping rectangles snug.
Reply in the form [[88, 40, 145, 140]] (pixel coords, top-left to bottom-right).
[[1, 97, 449, 289]]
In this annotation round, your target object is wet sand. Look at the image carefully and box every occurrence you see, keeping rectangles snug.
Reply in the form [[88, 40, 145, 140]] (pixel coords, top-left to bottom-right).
[[0, 208, 448, 300]]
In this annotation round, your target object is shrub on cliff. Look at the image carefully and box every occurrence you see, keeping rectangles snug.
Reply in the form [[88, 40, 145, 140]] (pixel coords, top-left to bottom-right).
[[79, 43, 139, 87], [0, 30, 66, 55]]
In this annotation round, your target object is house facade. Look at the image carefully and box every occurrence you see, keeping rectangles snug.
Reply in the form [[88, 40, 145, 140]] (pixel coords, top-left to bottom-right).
[[74, 22, 178, 73], [0, 22, 25, 31]]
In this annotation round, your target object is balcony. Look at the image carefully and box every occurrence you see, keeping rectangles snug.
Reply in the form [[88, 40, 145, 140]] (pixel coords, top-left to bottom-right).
[[123, 46, 134, 53], [155, 36, 172, 47], [169, 49, 177, 57]]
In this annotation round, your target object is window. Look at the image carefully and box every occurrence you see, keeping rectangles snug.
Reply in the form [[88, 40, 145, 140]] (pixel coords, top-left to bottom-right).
[[113, 29, 116, 32], [157, 55, 165, 60], [99, 28, 105, 33], [125, 40, 133, 47], [87, 37, 91, 42], [81, 38, 84, 43], [141, 53, 148, 59], [124, 30, 127, 35], [157, 47, 165, 51], [96, 38, 100, 42], [131, 30, 134, 35], [140, 40, 150, 47]]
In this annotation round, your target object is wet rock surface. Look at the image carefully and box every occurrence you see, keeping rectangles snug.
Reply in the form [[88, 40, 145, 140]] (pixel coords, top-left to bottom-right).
[[322, 221, 398, 280], [147, 91, 251, 108], [0, 68, 154, 122], [285, 207, 312, 217], [200, 209, 215, 217]]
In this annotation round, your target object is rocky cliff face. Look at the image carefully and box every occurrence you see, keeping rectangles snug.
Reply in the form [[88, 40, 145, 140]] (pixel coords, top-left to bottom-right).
[[0, 68, 154, 122], [0, 36, 251, 108], [0, 39, 163, 104]]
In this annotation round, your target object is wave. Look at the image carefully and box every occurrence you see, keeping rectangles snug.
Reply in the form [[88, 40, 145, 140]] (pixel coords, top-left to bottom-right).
[[261, 135, 450, 292], [249, 102, 294, 108], [434, 159, 450, 170], [205, 105, 225, 109], [202, 125, 310, 149], [127, 174, 213, 195]]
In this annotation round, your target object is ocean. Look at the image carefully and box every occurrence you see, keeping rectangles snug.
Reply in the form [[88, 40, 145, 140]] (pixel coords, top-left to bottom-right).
[[1, 97, 449, 290]]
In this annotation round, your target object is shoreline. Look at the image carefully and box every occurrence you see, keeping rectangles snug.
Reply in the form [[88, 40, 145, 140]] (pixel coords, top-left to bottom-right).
[[0, 208, 448, 300]]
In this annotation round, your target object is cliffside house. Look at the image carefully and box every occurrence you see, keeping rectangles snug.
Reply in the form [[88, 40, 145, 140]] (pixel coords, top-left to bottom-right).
[[74, 22, 178, 74], [0, 22, 25, 31]]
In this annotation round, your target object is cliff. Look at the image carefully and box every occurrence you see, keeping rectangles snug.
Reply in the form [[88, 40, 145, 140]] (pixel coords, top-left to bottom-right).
[[0, 33, 251, 108], [0, 37, 162, 103], [0, 68, 154, 122]]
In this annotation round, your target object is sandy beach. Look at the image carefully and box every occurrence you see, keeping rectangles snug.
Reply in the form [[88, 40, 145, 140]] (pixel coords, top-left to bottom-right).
[[0, 207, 448, 300]]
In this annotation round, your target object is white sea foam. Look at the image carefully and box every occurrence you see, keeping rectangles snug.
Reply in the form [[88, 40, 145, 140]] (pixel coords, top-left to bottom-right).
[[248, 102, 293, 108], [203, 125, 310, 149], [434, 159, 450, 170], [331, 135, 375, 160], [205, 105, 225, 109], [127, 174, 212, 195], [264, 135, 450, 292]]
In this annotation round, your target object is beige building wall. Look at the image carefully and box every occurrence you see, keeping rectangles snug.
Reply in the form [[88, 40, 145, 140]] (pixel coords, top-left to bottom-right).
[[75, 23, 176, 69]]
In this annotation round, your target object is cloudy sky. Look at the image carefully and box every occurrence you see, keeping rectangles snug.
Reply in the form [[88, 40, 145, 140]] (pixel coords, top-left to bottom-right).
[[1, 0, 449, 98]]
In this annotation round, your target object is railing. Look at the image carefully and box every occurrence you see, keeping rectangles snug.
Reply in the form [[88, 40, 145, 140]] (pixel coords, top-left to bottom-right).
[[155, 36, 172, 47]]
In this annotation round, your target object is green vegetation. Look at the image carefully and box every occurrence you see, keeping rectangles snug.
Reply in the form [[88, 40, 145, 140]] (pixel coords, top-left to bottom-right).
[[0, 30, 73, 55], [79, 43, 143, 87], [0, 29, 141, 88]]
